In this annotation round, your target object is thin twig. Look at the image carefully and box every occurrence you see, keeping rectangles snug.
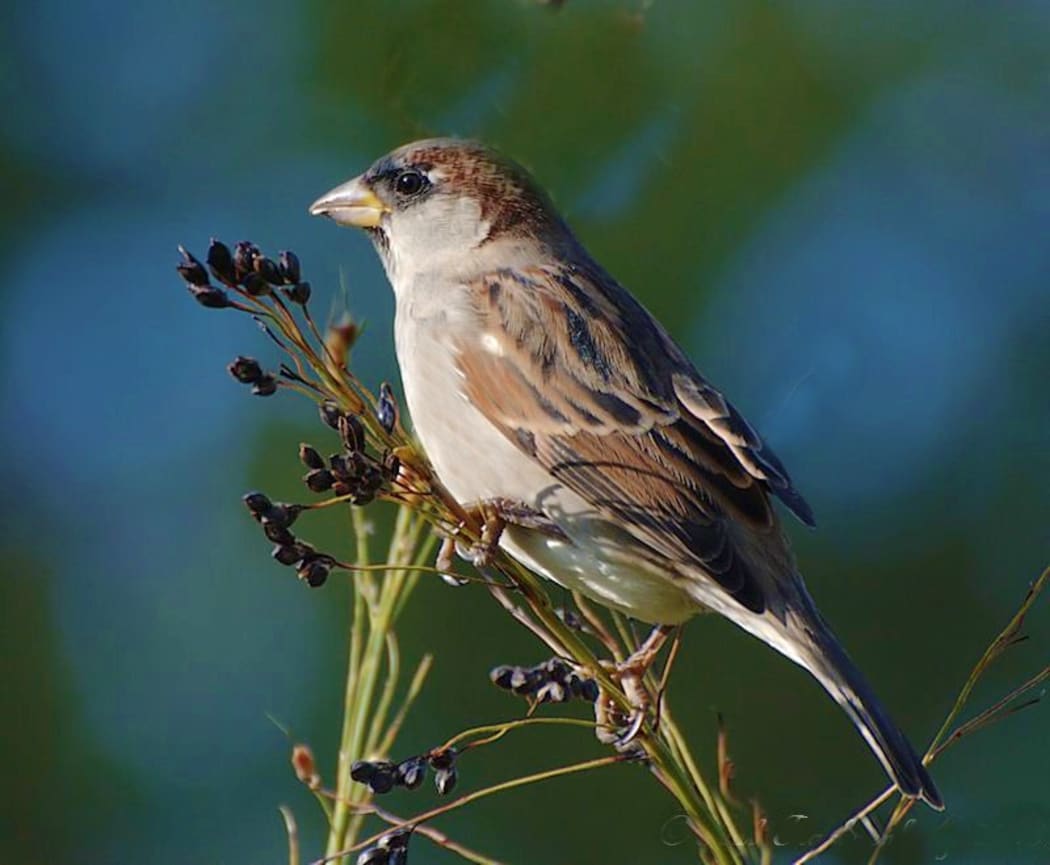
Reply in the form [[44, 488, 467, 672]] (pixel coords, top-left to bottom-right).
[[366, 802, 510, 865], [438, 715, 596, 752], [791, 786, 896, 865]]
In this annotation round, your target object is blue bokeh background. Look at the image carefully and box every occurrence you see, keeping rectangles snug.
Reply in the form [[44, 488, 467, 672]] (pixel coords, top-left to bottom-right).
[[2, 2, 1047, 863]]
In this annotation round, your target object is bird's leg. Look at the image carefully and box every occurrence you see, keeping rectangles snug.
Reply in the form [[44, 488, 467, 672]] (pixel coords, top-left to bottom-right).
[[600, 624, 675, 748], [618, 623, 675, 679]]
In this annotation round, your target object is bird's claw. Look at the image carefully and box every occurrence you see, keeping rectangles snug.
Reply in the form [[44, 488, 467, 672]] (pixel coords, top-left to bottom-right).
[[593, 625, 675, 749], [594, 690, 648, 756], [435, 498, 565, 571]]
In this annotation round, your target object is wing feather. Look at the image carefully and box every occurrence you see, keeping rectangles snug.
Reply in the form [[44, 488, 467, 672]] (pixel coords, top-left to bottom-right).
[[455, 264, 814, 614]]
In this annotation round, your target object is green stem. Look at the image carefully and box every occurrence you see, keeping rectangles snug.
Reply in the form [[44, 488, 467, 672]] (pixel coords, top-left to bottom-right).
[[326, 505, 420, 861], [325, 510, 371, 860]]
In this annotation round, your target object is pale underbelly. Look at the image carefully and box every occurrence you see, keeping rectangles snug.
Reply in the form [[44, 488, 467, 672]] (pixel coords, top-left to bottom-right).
[[501, 525, 700, 625]]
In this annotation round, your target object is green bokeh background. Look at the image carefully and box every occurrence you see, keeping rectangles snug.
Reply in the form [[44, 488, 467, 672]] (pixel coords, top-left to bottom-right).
[[1, 2, 1047, 863]]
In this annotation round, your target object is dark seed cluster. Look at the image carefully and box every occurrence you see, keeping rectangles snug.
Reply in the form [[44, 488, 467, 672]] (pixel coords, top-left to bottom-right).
[[175, 240, 313, 309], [177, 245, 230, 308], [490, 658, 600, 704], [227, 355, 278, 396], [313, 401, 399, 506], [234, 397, 402, 589], [355, 827, 412, 865], [242, 491, 332, 587], [351, 748, 458, 797]]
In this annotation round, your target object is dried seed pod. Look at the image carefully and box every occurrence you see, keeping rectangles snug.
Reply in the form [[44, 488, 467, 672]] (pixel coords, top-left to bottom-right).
[[304, 468, 334, 492], [368, 764, 396, 794], [395, 757, 427, 790], [264, 523, 296, 546], [176, 246, 210, 287], [233, 241, 260, 280], [283, 281, 312, 304], [434, 766, 457, 795], [278, 250, 301, 284], [544, 658, 571, 682], [297, 559, 329, 588], [240, 271, 271, 297], [355, 847, 389, 865], [378, 827, 412, 851], [427, 748, 456, 771], [298, 443, 324, 470], [253, 255, 282, 285], [207, 239, 237, 284], [251, 375, 278, 396], [328, 454, 349, 478], [243, 492, 272, 516], [376, 383, 398, 434], [338, 414, 365, 453], [350, 760, 377, 783], [490, 665, 519, 690], [262, 503, 302, 530], [228, 356, 263, 384], [580, 678, 600, 703], [513, 667, 546, 695], [360, 468, 384, 496], [567, 674, 582, 698], [272, 544, 304, 566], [319, 401, 343, 430], [188, 285, 230, 309]]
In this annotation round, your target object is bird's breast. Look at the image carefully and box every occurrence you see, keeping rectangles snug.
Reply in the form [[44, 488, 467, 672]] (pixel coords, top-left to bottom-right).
[[393, 293, 553, 507]]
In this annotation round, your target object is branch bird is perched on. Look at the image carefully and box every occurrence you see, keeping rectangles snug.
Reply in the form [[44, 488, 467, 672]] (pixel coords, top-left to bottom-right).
[[310, 138, 943, 810]]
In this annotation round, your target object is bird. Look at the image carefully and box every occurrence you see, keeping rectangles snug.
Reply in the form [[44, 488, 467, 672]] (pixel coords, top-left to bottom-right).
[[309, 138, 943, 809]]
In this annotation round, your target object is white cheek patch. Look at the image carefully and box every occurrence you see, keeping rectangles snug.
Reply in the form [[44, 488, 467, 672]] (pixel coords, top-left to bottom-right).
[[387, 194, 491, 277]]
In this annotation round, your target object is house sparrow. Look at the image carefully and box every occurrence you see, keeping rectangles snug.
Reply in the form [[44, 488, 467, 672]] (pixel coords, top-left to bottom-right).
[[310, 138, 943, 809]]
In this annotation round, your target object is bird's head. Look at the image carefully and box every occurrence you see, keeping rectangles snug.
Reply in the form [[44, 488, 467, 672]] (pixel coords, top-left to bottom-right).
[[309, 138, 571, 283]]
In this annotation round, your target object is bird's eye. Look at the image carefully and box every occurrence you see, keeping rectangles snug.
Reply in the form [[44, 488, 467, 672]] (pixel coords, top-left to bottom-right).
[[394, 170, 426, 197]]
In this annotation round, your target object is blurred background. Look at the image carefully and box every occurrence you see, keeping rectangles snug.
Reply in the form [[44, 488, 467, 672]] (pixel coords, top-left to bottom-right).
[[2, 1, 1047, 863]]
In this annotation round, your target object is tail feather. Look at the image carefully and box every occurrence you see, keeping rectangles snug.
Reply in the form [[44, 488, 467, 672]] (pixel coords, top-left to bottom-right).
[[683, 566, 943, 808], [794, 595, 944, 810]]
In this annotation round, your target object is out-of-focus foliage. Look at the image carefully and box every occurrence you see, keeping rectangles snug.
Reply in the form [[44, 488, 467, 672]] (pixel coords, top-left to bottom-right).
[[1, 1, 1047, 863]]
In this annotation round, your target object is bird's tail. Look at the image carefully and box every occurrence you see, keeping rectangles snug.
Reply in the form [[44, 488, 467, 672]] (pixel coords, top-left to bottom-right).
[[786, 590, 944, 810]]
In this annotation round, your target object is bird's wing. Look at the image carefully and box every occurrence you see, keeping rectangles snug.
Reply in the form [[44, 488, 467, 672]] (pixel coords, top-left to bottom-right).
[[453, 264, 814, 614]]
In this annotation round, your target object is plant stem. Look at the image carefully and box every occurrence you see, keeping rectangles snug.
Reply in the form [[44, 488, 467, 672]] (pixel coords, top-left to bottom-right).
[[326, 504, 423, 862]]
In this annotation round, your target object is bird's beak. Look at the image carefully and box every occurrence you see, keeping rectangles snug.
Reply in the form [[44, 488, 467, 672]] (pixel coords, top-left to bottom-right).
[[308, 176, 389, 228]]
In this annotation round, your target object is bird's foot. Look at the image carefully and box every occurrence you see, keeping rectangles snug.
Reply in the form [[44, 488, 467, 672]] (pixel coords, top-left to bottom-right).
[[594, 690, 648, 757], [595, 625, 675, 748], [435, 498, 566, 571]]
